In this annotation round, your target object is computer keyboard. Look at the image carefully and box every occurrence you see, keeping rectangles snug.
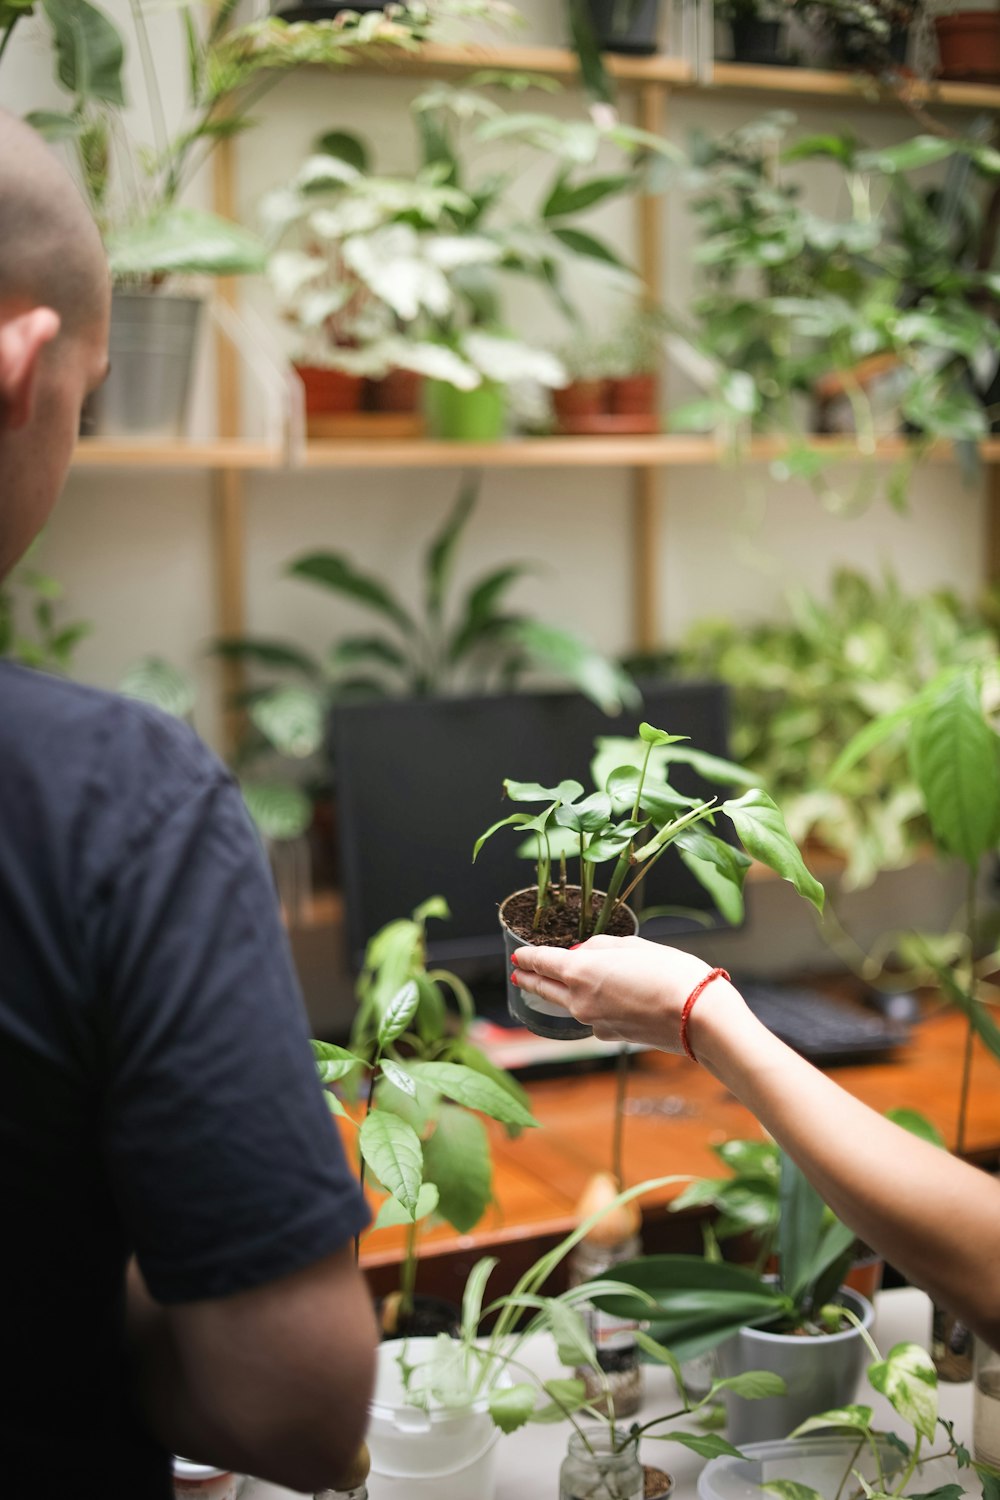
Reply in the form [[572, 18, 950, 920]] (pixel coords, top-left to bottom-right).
[[737, 980, 912, 1064]]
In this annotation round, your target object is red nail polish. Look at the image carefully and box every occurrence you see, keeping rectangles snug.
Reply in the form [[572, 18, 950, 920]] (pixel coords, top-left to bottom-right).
[[510, 951, 520, 965], [510, 971, 519, 985], [569, 943, 582, 950]]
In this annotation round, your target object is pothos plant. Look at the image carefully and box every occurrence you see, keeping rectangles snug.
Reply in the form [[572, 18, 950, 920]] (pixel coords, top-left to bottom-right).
[[473, 720, 825, 944], [310, 897, 538, 1328], [770, 1328, 1000, 1500]]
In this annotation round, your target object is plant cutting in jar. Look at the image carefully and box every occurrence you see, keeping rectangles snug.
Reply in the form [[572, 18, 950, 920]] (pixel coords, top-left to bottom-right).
[[473, 719, 823, 1037], [388, 1174, 789, 1497], [310, 896, 538, 1337]]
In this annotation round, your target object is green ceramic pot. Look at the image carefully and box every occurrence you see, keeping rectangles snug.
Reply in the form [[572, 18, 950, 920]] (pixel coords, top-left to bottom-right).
[[425, 379, 506, 441]]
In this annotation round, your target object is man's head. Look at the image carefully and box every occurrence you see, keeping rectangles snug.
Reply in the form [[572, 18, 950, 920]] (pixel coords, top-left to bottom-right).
[[0, 110, 110, 580]]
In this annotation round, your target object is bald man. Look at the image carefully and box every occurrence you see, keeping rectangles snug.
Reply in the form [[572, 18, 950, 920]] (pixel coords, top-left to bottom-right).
[[0, 113, 378, 1499]]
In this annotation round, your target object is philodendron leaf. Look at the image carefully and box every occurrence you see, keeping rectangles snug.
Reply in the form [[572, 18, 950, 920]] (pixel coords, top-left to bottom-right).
[[506, 620, 640, 716], [679, 847, 744, 926], [488, 1382, 537, 1434], [657, 1433, 746, 1460], [407, 1061, 538, 1130], [722, 789, 825, 912], [358, 1111, 422, 1220], [790, 1404, 874, 1439], [376, 979, 420, 1047], [909, 670, 1000, 869], [505, 779, 584, 804], [531, 1378, 589, 1422], [472, 810, 535, 862], [634, 1329, 687, 1390], [555, 791, 612, 833], [422, 1106, 491, 1234], [107, 210, 266, 278], [885, 1109, 946, 1149], [373, 1180, 439, 1229], [42, 0, 124, 106], [663, 745, 759, 788], [868, 1341, 938, 1442], [639, 723, 689, 748]]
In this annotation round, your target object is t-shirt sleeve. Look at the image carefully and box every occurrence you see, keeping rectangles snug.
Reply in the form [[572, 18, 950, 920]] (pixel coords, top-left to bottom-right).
[[83, 709, 369, 1305]]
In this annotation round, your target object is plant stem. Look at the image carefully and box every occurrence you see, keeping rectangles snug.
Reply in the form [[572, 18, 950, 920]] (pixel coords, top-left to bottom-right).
[[0, 16, 20, 70], [611, 1046, 628, 1191], [956, 863, 978, 1155], [129, 0, 170, 174], [595, 740, 656, 935], [399, 1216, 419, 1318]]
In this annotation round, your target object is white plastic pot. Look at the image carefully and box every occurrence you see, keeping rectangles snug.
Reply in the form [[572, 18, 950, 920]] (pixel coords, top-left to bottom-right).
[[366, 1337, 502, 1500]]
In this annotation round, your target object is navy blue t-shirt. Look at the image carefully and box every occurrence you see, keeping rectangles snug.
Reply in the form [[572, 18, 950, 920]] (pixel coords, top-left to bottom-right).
[[0, 662, 369, 1497]]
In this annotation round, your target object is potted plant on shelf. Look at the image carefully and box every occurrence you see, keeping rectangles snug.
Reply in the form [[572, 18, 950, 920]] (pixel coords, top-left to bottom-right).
[[473, 719, 824, 1040], [933, 3, 1000, 83], [261, 77, 677, 441], [0, 0, 446, 438], [552, 305, 667, 434], [587, 1149, 876, 1444], [790, 0, 918, 74], [716, 0, 792, 65], [311, 895, 538, 1341]]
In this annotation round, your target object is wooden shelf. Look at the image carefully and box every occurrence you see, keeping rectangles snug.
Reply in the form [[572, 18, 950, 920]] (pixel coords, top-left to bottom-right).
[[70, 434, 1000, 472], [346, 42, 1000, 111], [706, 62, 1000, 111], [72, 438, 285, 470]]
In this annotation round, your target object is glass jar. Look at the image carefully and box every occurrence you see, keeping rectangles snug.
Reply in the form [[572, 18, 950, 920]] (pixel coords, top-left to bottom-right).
[[974, 1336, 1000, 1468], [567, 1232, 643, 1417], [559, 1428, 644, 1500], [172, 1458, 242, 1500]]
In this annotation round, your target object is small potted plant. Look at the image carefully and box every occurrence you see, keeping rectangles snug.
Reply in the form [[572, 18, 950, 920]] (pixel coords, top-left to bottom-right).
[[474, 720, 824, 1040], [933, 2, 1000, 82], [311, 896, 538, 1339], [552, 307, 666, 434], [587, 1150, 877, 1444], [716, 0, 792, 65]]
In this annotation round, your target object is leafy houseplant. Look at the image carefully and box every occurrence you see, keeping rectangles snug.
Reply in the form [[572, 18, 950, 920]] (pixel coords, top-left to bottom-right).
[[673, 116, 1000, 506], [473, 719, 824, 1039], [715, 0, 791, 66], [665, 567, 1000, 891], [215, 475, 639, 777], [552, 304, 668, 434], [262, 77, 677, 439], [588, 1150, 876, 1443], [0, 554, 90, 676], [310, 896, 538, 1334]]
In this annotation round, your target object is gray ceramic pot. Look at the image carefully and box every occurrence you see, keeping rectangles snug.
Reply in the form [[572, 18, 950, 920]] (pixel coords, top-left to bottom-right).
[[716, 1286, 874, 1445], [83, 290, 201, 438]]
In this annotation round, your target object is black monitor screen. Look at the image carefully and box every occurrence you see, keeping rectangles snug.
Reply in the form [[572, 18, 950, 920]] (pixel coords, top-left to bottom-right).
[[331, 680, 739, 979]]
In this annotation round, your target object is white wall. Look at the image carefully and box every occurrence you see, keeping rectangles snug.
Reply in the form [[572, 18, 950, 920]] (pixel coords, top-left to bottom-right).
[[4, 0, 988, 975]]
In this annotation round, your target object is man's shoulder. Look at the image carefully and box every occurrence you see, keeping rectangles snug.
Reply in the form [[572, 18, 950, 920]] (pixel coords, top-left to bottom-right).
[[0, 661, 225, 796]]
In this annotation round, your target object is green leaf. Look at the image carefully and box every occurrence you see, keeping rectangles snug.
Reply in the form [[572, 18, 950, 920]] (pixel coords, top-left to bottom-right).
[[911, 944, 1000, 1066], [551, 225, 632, 272], [379, 1058, 417, 1098], [828, 669, 959, 784], [249, 685, 325, 759], [241, 781, 312, 843], [531, 1377, 589, 1421], [314, 128, 369, 173], [639, 724, 689, 748], [214, 637, 322, 677], [118, 655, 196, 720], [373, 1180, 438, 1229], [488, 1382, 537, 1434], [857, 136, 959, 174], [790, 1404, 874, 1439], [42, 0, 124, 106], [449, 564, 537, 663], [289, 551, 415, 635], [658, 1432, 746, 1460], [555, 791, 612, 834], [328, 635, 408, 676], [763, 1484, 826, 1500], [506, 620, 640, 715], [377, 980, 420, 1047], [472, 811, 535, 862], [23, 108, 81, 142], [663, 745, 759, 788], [543, 171, 634, 220], [407, 1061, 538, 1130], [358, 1111, 422, 1219], [634, 1328, 687, 1389], [885, 1109, 946, 1149], [721, 789, 825, 912], [678, 847, 745, 925], [425, 476, 477, 625], [868, 1342, 938, 1442], [908, 670, 1000, 868], [565, 0, 615, 105], [422, 1106, 492, 1234], [312, 1040, 361, 1085], [778, 1152, 827, 1303], [505, 779, 583, 804], [709, 1370, 787, 1400], [107, 208, 266, 278]]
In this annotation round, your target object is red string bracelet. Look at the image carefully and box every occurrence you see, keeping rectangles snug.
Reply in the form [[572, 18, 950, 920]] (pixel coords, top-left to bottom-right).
[[679, 967, 731, 1062]]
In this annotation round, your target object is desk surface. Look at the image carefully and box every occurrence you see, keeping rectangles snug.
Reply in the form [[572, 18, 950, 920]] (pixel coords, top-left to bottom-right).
[[246, 1287, 971, 1500], [356, 1007, 1000, 1287]]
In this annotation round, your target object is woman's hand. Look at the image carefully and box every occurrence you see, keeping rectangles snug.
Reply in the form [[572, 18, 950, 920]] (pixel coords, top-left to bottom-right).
[[511, 935, 741, 1053]]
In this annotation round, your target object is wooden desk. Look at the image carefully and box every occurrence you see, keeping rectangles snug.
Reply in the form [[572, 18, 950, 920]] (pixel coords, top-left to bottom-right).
[[357, 1008, 1000, 1304]]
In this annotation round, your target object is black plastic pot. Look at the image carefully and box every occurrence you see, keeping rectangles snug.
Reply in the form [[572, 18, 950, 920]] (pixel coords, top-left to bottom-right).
[[272, 1, 389, 18], [586, 0, 661, 56], [499, 886, 638, 1041], [729, 17, 788, 64]]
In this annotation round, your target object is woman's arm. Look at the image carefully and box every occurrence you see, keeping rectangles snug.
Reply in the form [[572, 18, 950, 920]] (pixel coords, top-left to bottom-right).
[[511, 935, 1000, 1348]]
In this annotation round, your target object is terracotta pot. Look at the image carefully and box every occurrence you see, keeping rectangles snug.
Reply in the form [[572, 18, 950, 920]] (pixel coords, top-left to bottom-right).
[[294, 364, 364, 417], [367, 367, 423, 413], [934, 12, 1000, 81], [609, 373, 659, 418], [553, 379, 608, 430]]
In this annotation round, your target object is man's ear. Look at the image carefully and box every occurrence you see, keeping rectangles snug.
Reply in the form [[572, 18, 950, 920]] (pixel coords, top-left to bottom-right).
[[0, 307, 61, 430]]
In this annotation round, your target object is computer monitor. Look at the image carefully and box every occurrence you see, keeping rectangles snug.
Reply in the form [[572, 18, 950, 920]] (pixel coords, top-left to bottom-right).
[[330, 680, 739, 985]]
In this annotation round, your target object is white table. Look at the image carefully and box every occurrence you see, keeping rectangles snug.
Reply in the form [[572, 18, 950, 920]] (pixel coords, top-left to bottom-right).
[[245, 1289, 973, 1500]]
